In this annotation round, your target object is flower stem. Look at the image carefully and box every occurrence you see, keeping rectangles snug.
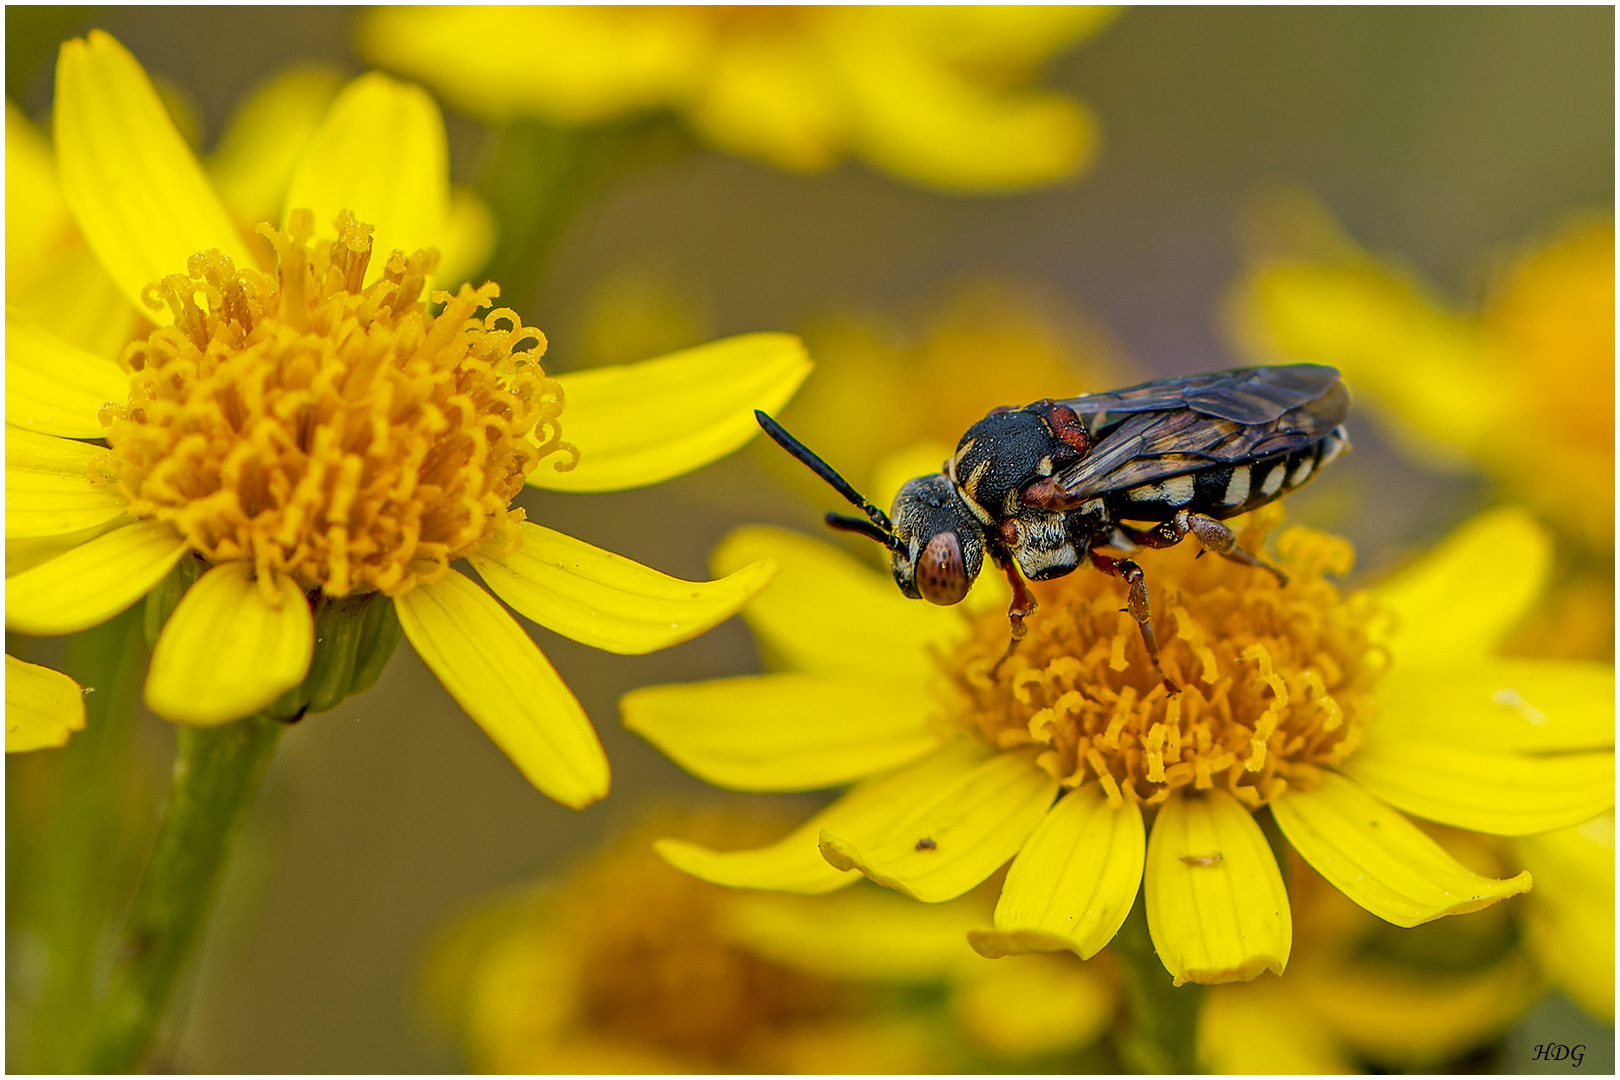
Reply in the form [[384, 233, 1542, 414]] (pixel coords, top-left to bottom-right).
[[81, 712, 283, 1072], [8, 608, 150, 1071], [1111, 889, 1205, 1073]]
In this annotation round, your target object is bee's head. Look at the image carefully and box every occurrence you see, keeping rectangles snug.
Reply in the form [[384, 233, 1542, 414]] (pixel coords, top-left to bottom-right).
[[751, 411, 984, 607], [888, 473, 985, 606]]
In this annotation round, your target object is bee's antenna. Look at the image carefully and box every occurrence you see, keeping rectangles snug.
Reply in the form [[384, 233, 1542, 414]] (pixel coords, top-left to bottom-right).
[[755, 410, 901, 551]]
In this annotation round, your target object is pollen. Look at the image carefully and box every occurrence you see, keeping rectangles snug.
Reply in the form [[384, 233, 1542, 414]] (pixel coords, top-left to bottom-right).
[[944, 504, 1385, 810], [95, 210, 574, 603]]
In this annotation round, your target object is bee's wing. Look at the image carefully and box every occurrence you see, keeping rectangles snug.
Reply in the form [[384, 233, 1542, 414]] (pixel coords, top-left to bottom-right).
[[1061, 364, 1343, 426], [1054, 378, 1349, 502]]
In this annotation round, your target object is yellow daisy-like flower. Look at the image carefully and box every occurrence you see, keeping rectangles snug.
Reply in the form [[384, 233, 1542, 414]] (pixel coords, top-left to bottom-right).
[[1228, 193, 1614, 554], [424, 816, 1114, 1073], [358, 5, 1118, 193], [4, 32, 811, 809], [625, 504, 1613, 985]]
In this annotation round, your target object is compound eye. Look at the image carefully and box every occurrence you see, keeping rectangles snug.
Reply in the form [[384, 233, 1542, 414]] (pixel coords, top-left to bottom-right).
[[916, 532, 970, 606]]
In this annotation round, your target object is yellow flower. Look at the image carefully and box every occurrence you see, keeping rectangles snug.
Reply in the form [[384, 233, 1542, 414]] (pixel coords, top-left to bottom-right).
[[1200, 830, 1545, 1072], [423, 815, 1114, 1073], [1513, 811, 1615, 1022], [358, 5, 1118, 193], [4, 32, 811, 809], [1228, 193, 1614, 554], [625, 504, 1613, 985]]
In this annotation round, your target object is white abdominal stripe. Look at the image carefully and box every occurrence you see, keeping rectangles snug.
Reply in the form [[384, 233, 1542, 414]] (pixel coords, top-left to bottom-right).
[[1114, 430, 1344, 521]]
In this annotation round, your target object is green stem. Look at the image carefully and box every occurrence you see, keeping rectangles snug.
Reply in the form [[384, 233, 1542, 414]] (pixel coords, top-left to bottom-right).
[[8, 608, 149, 1072], [81, 712, 283, 1072], [1112, 889, 1205, 1073]]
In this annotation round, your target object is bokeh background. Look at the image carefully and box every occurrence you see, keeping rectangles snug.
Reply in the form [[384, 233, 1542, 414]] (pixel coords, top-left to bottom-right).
[[6, 6, 1612, 1071]]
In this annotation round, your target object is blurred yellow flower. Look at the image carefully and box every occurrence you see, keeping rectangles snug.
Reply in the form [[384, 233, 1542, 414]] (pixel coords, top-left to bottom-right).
[[4, 32, 811, 808], [1228, 193, 1614, 554], [1513, 811, 1615, 1022], [779, 278, 1134, 499], [423, 816, 1115, 1073], [359, 5, 1119, 193], [626, 504, 1613, 985], [1200, 829, 1544, 1072]]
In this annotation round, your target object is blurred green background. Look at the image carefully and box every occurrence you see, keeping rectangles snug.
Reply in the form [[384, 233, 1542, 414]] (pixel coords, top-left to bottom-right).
[[6, 6, 1612, 1071]]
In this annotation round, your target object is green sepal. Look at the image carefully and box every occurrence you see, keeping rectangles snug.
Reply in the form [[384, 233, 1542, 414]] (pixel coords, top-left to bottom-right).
[[302, 595, 371, 714], [346, 594, 401, 698]]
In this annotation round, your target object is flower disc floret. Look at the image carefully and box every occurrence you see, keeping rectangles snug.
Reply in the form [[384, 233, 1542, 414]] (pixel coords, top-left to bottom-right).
[[96, 210, 574, 601], [947, 505, 1385, 809]]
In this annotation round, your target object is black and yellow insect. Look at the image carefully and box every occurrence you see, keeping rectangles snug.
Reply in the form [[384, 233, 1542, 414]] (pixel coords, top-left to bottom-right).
[[757, 364, 1350, 690]]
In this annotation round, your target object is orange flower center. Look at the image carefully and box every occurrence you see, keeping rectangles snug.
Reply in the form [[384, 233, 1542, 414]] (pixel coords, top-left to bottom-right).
[[943, 505, 1385, 810], [97, 210, 574, 601]]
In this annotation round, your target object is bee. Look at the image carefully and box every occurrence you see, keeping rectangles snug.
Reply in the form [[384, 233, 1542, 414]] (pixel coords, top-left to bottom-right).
[[756, 364, 1350, 691]]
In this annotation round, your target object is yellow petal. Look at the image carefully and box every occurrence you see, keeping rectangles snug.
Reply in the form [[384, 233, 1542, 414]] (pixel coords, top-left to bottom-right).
[[656, 810, 863, 896], [1294, 950, 1542, 1065], [529, 333, 811, 492], [1373, 507, 1550, 668], [1514, 813, 1615, 1021], [6, 520, 186, 635], [145, 562, 313, 725], [686, 31, 846, 173], [719, 887, 985, 982], [53, 31, 252, 318], [1342, 734, 1614, 836], [358, 6, 705, 125], [870, 6, 1120, 65], [6, 515, 135, 577], [283, 71, 446, 275], [208, 64, 346, 225], [952, 952, 1115, 1059], [469, 521, 775, 655], [711, 526, 967, 681], [970, 782, 1143, 959], [434, 185, 497, 289], [1375, 659, 1614, 753], [6, 307, 128, 437], [1145, 789, 1291, 986], [395, 570, 608, 808], [656, 746, 1031, 896], [6, 425, 104, 472], [8, 243, 140, 360], [1199, 980, 1355, 1074], [1271, 771, 1531, 927], [1227, 199, 1510, 464], [835, 18, 1097, 192], [5, 428, 128, 538], [6, 101, 74, 294], [622, 673, 941, 791], [5, 654, 86, 752], [818, 743, 1058, 902]]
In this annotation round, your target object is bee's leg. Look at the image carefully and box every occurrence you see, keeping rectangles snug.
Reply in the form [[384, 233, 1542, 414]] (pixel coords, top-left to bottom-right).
[[1120, 521, 1183, 549], [990, 552, 1037, 677], [1168, 510, 1288, 586], [1091, 554, 1177, 694]]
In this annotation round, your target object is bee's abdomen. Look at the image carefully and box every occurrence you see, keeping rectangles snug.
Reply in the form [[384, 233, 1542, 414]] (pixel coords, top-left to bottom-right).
[[1109, 425, 1350, 523]]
